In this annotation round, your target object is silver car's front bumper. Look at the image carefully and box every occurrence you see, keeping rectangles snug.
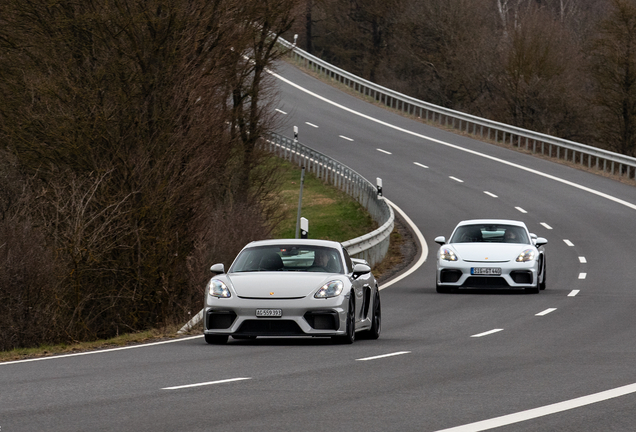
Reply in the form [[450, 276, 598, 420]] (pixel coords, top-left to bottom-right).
[[203, 295, 350, 337]]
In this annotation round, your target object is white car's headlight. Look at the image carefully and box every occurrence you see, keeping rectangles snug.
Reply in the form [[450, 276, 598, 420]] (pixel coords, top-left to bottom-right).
[[208, 279, 231, 298], [440, 247, 458, 261], [516, 249, 536, 262], [314, 280, 344, 298]]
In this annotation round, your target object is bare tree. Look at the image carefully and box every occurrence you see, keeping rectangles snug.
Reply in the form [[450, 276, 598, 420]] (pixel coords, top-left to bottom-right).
[[0, 0, 299, 346], [589, 0, 636, 156]]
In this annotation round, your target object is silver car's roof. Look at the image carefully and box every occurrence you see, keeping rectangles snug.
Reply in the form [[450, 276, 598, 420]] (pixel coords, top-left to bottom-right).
[[242, 239, 343, 249]]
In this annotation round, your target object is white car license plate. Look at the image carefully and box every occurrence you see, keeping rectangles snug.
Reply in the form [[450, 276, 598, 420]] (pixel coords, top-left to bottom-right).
[[256, 309, 282, 317], [471, 267, 502, 275]]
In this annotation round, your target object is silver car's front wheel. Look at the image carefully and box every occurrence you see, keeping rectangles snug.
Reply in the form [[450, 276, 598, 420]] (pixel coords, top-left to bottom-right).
[[333, 295, 355, 344], [366, 291, 381, 339], [205, 334, 228, 345]]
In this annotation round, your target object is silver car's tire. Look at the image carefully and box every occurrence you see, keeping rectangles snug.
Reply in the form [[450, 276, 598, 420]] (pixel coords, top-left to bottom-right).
[[333, 296, 355, 344], [436, 283, 451, 293], [204, 334, 228, 344], [361, 291, 381, 340], [539, 259, 547, 290]]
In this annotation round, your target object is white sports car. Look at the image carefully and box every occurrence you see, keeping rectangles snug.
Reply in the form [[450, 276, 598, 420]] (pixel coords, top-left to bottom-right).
[[435, 219, 547, 293], [203, 239, 381, 344]]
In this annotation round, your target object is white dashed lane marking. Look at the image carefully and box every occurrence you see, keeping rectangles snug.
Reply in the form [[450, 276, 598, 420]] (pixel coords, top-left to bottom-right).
[[163, 377, 251, 390], [471, 329, 504, 338], [356, 351, 411, 361], [536, 308, 557, 316]]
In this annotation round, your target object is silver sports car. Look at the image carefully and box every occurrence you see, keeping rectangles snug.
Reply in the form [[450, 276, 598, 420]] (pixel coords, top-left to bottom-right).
[[203, 239, 381, 344], [435, 219, 547, 293]]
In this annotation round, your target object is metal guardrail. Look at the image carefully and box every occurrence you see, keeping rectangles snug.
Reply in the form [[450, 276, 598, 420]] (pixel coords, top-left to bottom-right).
[[266, 133, 394, 268], [177, 134, 394, 334], [279, 38, 636, 181]]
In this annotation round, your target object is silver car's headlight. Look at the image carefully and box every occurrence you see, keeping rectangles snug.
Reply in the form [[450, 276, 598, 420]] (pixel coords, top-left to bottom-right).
[[314, 280, 344, 298], [208, 279, 231, 298], [516, 249, 536, 262], [440, 247, 458, 261]]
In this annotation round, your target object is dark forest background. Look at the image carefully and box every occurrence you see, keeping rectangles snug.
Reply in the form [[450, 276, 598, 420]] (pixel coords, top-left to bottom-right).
[[292, 0, 636, 157], [2, 0, 635, 350]]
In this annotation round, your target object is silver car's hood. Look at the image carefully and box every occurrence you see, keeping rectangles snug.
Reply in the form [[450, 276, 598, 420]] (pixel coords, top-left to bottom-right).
[[452, 243, 528, 262], [226, 272, 338, 298]]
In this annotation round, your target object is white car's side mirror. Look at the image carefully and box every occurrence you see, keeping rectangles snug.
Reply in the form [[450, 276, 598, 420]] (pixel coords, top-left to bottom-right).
[[434, 236, 446, 245]]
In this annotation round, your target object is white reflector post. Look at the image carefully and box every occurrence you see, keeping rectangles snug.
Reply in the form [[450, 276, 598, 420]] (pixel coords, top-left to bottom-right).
[[300, 217, 309, 239]]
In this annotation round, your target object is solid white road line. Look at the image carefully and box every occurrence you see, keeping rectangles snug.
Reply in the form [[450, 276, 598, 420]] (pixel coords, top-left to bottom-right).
[[435, 382, 636, 432], [414, 162, 429, 168], [515, 207, 528, 213], [339, 135, 354, 141], [568, 290, 580, 297], [377, 148, 392, 154], [484, 191, 498, 198], [356, 351, 411, 361], [379, 198, 428, 290], [1, 335, 203, 366], [271, 69, 636, 212], [564, 239, 575, 246], [471, 329, 504, 338], [162, 377, 251, 390], [449, 176, 464, 183], [540, 223, 553, 229], [536, 308, 557, 316]]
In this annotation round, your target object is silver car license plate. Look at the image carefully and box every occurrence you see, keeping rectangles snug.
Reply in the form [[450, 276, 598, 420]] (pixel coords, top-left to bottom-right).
[[256, 309, 282, 317], [471, 267, 502, 275]]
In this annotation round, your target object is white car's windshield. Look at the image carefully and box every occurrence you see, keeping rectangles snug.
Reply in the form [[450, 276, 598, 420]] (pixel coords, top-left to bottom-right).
[[230, 245, 344, 273], [450, 224, 529, 244]]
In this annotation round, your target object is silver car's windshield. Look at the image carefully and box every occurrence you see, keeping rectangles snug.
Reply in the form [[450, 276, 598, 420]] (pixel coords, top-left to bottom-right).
[[230, 245, 344, 273], [450, 224, 529, 244]]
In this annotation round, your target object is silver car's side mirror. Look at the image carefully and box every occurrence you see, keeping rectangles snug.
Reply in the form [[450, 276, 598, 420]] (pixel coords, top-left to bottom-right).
[[434, 236, 446, 245], [352, 263, 371, 279], [210, 263, 225, 274]]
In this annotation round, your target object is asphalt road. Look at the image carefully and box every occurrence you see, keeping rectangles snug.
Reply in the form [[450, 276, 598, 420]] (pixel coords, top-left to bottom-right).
[[2, 60, 636, 432]]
